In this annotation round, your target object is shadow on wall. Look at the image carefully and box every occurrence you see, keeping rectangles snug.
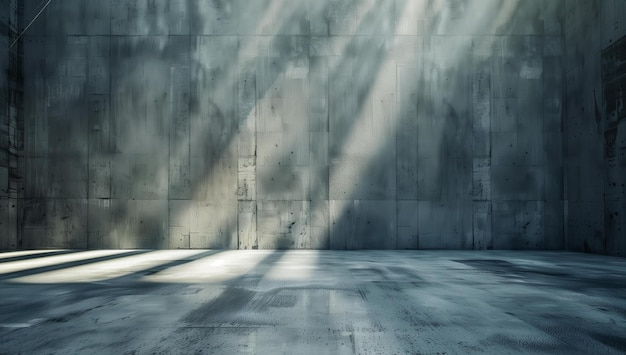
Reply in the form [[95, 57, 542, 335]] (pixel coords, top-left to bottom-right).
[[16, 0, 565, 250], [432, 0, 566, 251]]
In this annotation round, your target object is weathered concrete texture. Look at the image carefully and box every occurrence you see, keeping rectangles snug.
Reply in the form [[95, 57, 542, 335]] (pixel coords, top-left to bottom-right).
[[0, 5, 11, 250], [564, 0, 626, 256], [0, 0, 21, 250], [1, 250, 626, 353], [15, 0, 567, 249]]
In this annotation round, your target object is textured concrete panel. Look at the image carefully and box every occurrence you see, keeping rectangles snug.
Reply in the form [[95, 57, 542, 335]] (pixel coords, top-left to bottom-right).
[[309, 57, 328, 132], [46, 199, 88, 249], [87, 94, 110, 158], [48, 157, 88, 198], [418, 200, 472, 249], [472, 158, 491, 201], [330, 200, 397, 250], [21, 199, 46, 229], [491, 166, 545, 201], [0, 198, 16, 249], [416, 158, 442, 201], [168, 200, 191, 249], [189, 202, 237, 249], [257, 165, 310, 201], [36, 0, 112, 35], [605, 199, 626, 257], [111, 153, 169, 200], [395, 0, 422, 36], [473, 201, 493, 250], [237, 157, 256, 201], [491, 132, 521, 166], [15, 0, 570, 250], [472, 57, 492, 158], [88, 198, 112, 248], [190, 0, 237, 35], [544, 200, 564, 250], [110, 199, 168, 249], [111, 0, 187, 36], [493, 201, 545, 250], [330, 156, 396, 201], [309, 166, 329, 201], [327, 0, 356, 36], [310, 199, 329, 249], [396, 67, 419, 200], [24, 158, 49, 198], [191, 156, 237, 203], [169, 227, 189, 249], [20, 228, 47, 249], [257, 201, 310, 249], [397, 200, 418, 249], [563, 0, 626, 253], [238, 201, 257, 250], [169, 66, 191, 200]]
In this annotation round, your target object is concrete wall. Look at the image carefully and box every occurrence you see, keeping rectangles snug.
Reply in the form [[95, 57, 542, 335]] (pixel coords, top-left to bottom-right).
[[13, 0, 566, 250], [0, 0, 21, 250], [564, 1, 626, 256]]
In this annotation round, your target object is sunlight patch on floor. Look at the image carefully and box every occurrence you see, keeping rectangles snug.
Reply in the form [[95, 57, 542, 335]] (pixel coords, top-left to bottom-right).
[[0, 250, 132, 277], [9, 250, 208, 283], [142, 250, 272, 283], [0, 250, 67, 259]]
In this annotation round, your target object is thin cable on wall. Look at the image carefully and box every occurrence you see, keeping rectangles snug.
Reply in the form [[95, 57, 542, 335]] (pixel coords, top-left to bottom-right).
[[10, 0, 54, 49]]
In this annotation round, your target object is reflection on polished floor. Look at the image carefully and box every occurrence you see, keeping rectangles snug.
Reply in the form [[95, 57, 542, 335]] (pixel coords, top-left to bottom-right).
[[1, 250, 625, 354]]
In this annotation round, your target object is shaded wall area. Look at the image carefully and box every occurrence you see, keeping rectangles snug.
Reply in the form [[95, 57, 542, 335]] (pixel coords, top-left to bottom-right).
[[0, 0, 22, 249], [12, 0, 565, 250], [564, 0, 626, 256]]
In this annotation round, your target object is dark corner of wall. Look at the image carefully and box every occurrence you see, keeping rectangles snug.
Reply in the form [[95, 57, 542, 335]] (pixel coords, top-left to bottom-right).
[[1, 0, 24, 250]]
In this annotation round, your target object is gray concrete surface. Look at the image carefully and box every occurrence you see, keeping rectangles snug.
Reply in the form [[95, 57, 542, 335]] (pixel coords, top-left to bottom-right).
[[0, 0, 21, 251], [0, 249, 625, 354], [7, 0, 567, 249], [563, 1, 626, 257], [0, 4, 10, 247]]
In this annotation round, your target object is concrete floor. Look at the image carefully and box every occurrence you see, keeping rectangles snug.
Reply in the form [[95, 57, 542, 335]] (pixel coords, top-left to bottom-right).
[[0, 250, 625, 354]]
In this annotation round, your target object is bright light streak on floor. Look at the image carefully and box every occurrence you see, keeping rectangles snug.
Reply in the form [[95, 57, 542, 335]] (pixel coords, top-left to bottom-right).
[[142, 250, 273, 283], [0, 250, 67, 259], [10, 250, 208, 284], [0, 250, 132, 276]]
